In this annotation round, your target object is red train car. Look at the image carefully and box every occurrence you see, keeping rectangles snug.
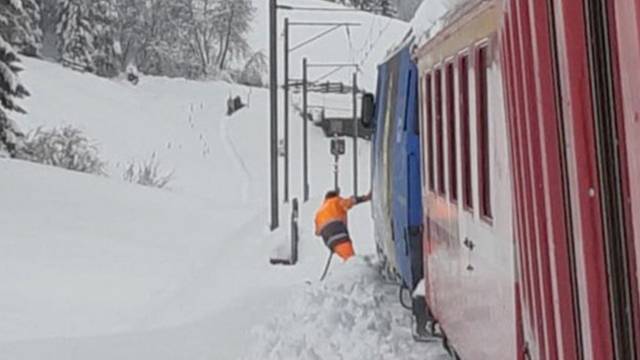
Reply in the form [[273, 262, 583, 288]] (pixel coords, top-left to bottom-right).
[[502, 0, 640, 358], [412, 0, 640, 358], [415, 2, 516, 358]]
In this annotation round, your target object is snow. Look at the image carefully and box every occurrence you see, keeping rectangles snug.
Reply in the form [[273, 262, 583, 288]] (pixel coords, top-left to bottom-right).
[[410, 0, 473, 47], [245, 258, 450, 360], [9, 0, 23, 11], [0, 1, 450, 358], [413, 278, 426, 298]]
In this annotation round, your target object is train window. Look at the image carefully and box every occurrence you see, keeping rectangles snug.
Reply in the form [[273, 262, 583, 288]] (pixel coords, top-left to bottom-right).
[[404, 70, 413, 132], [476, 46, 492, 220], [459, 54, 473, 210], [419, 79, 425, 188], [435, 67, 445, 196], [425, 73, 435, 191], [414, 83, 420, 136], [446, 62, 457, 202]]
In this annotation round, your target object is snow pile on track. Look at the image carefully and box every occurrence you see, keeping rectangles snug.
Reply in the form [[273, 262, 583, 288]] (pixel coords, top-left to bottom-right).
[[245, 257, 451, 360]]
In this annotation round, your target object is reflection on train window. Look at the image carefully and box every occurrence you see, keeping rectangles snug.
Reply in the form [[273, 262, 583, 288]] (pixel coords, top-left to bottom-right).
[[425, 73, 435, 192], [414, 74, 420, 136], [446, 62, 457, 203], [476, 46, 492, 220], [404, 70, 412, 131], [435, 67, 445, 196], [459, 54, 473, 211]]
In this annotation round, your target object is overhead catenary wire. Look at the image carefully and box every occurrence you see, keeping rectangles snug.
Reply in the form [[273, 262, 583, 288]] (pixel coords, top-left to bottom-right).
[[353, 17, 395, 86], [278, 5, 371, 12], [358, 17, 394, 69], [313, 65, 348, 83], [345, 25, 355, 64], [289, 25, 343, 53]]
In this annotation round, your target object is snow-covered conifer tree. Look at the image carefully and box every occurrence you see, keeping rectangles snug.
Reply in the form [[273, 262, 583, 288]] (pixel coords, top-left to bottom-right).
[[0, 35, 29, 157], [396, 0, 422, 21], [56, 0, 94, 72], [113, 0, 145, 72], [90, 0, 119, 77], [0, 0, 43, 56], [376, 0, 397, 18]]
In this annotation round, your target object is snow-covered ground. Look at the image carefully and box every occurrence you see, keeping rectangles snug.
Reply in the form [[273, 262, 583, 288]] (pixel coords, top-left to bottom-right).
[[0, 2, 450, 359], [246, 258, 451, 360]]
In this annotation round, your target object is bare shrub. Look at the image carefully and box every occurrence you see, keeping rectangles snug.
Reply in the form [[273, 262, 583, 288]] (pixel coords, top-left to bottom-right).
[[234, 51, 267, 87], [123, 152, 174, 189], [20, 125, 106, 175]]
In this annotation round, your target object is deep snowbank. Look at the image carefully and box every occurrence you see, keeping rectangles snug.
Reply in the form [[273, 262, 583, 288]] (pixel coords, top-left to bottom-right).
[[0, 159, 289, 357], [245, 257, 451, 360]]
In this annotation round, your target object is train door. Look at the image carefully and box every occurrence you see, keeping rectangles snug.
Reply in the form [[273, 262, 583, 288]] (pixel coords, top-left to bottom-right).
[[549, 0, 638, 358], [406, 60, 424, 290], [503, 0, 640, 357], [391, 48, 424, 290], [610, 0, 640, 353], [392, 49, 412, 287], [503, 2, 558, 357]]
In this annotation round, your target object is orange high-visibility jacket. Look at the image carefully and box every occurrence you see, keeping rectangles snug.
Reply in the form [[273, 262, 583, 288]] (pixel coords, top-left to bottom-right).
[[314, 196, 355, 237]]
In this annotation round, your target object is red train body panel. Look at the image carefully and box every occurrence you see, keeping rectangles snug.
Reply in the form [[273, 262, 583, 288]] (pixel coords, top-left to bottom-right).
[[415, 2, 517, 359], [407, 0, 640, 358], [502, 0, 640, 357]]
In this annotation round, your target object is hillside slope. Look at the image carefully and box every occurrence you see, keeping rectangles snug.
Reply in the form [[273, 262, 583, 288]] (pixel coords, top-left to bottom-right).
[[0, 2, 448, 357], [1, 57, 373, 359]]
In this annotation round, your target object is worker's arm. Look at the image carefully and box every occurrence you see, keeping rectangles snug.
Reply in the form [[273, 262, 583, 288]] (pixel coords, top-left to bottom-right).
[[354, 191, 372, 205], [342, 191, 372, 210], [340, 197, 355, 210]]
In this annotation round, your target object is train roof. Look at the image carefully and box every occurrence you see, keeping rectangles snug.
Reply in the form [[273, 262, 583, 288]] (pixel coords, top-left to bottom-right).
[[409, 0, 482, 48], [379, 29, 415, 65], [377, 0, 484, 67]]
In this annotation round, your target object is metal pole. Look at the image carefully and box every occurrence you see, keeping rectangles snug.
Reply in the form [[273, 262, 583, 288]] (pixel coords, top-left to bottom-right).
[[302, 58, 309, 202], [284, 18, 289, 203], [352, 72, 358, 197], [334, 153, 339, 192], [269, 0, 279, 230]]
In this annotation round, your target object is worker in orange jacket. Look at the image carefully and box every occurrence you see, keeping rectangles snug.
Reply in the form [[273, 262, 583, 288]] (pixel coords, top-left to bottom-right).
[[314, 189, 372, 261]]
